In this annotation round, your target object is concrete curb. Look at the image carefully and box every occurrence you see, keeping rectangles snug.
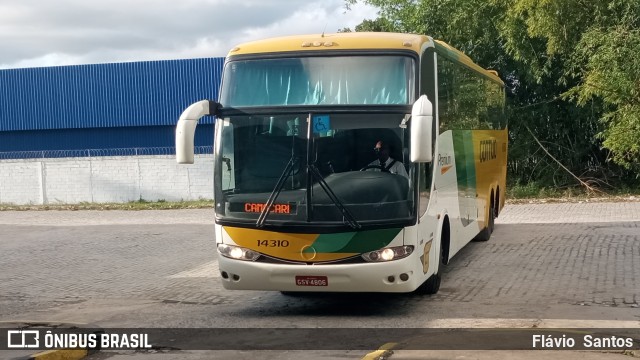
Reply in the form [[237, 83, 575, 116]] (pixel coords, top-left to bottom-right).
[[21, 349, 89, 360]]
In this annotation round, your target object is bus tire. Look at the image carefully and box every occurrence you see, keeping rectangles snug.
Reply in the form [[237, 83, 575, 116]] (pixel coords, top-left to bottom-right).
[[415, 241, 443, 295], [474, 201, 495, 242]]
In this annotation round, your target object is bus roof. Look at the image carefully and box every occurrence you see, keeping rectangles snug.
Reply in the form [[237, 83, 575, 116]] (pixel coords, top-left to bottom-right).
[[227, 32, 432, 56], [433, 40, 504, 86], [227, 32, 503, 86]]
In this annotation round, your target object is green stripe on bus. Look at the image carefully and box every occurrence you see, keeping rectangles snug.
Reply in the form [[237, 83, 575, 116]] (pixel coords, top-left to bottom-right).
[[308, 228, 402, 254], [452, 130, 477, 193]]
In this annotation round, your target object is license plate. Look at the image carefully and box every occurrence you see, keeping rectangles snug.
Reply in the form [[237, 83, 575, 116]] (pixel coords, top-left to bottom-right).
[[295, 275, 328, 286]]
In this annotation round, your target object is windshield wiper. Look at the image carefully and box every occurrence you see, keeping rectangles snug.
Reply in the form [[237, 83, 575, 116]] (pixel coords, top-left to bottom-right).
[[308, 164, 361, 229], [256, 155, 298, 228]]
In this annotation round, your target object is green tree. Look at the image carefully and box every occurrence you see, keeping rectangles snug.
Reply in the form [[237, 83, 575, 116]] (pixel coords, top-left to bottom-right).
[[346, 0, 640, 187], [569, 28, 640, 169], [498, 0, 640, 171]]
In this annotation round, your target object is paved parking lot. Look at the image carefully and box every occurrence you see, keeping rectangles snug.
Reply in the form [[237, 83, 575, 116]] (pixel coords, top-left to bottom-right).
[[1, 203, 639, 322], [1, 202, 639, 359]]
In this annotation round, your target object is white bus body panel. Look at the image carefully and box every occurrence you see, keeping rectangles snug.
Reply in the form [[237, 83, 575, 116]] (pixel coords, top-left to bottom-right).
[[215, 223, 437, 293]]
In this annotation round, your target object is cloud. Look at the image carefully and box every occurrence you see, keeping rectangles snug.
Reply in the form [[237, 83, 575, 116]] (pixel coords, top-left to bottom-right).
[[0, 0, 378, 69]]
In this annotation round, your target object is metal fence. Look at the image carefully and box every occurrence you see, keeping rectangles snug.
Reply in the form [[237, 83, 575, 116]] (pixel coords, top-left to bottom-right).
[[0, 146, 213, 160]]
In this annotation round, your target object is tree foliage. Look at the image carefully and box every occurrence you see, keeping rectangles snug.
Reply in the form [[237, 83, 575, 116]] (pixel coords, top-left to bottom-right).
[[345, 0, 640, 187], [570, 27, 640, 168], [499, 0, 640, 173]]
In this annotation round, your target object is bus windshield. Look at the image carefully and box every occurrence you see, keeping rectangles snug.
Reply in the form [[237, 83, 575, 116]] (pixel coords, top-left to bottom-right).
[[214, 112, 415, 229], [219, 56, 415, 107]]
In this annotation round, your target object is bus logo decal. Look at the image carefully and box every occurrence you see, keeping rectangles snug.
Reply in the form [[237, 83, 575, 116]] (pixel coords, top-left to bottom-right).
[[438, 154, 453, 174], [479, 139, 497, 163]]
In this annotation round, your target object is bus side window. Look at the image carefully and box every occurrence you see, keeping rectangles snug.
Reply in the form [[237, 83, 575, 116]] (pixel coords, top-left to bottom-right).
[[437, 55, 453, 132], [419, 162, 432, 216]]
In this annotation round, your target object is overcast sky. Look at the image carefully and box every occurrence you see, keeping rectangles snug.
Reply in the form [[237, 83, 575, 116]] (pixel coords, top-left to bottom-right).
[[0, 0, 378, 69]]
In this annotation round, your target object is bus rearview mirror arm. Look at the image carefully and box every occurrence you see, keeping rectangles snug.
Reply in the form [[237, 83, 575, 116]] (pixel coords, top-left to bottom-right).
[[176, 100, 220, 164], [410, 95, 434, 163]]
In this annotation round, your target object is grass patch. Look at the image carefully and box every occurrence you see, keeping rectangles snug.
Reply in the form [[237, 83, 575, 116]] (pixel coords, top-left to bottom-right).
[[507, 182, 640, 203], [0, 199, 214, 211], [507, 182, 584, 199]]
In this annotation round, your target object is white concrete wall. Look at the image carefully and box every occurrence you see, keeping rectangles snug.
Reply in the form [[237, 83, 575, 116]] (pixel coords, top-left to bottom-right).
[[0, 155, 213, 205]]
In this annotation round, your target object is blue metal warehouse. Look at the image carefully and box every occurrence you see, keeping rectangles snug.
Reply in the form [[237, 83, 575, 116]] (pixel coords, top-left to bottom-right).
[[0, 58, 224, 157]]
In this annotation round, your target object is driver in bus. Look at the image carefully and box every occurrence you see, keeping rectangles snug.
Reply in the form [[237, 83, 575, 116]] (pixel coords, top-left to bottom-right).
[[367, 140, 409, 179]]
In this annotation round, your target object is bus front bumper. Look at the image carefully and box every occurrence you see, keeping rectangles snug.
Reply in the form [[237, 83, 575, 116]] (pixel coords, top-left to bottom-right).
[[217, 252, 426, 293]]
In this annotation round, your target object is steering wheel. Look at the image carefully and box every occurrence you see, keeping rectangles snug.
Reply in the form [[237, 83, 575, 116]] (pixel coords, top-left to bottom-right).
[[359, 164, 390, 173]]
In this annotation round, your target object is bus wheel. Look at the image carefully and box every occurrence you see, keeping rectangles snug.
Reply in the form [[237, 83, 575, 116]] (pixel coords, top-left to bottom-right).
[[415, 242, 443, 295], [474, 204, 495, 242]]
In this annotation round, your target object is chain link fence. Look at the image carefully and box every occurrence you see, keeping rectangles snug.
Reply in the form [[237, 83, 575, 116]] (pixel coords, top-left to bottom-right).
[[0, 146, 213, 160]]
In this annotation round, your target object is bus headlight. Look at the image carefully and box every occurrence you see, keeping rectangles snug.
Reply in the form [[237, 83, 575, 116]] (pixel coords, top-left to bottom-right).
[[361, 246, 414, 262], [218, 244, 260, 261]]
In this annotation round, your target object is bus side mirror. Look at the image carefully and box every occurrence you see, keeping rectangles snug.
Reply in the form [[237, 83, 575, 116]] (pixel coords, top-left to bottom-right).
[[176, 100, 219, 164], [410, 95, 433, 163]]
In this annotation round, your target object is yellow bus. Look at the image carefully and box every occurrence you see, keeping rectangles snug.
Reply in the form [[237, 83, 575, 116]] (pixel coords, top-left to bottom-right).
[[176, 32, 507, 294]]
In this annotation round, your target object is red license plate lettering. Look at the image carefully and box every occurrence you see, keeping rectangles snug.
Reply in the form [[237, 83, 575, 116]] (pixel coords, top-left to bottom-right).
[[295, 275, 328, 286]]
